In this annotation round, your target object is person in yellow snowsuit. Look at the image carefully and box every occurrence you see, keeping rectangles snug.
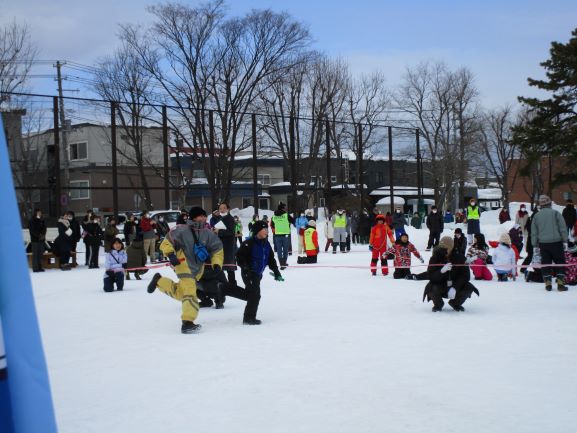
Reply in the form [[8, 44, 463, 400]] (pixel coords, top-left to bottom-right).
[[147, 207, 223, 334]]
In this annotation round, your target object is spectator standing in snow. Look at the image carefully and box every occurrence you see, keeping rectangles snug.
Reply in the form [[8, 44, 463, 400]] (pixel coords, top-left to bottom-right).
[[123, 213, 139, 246], [453, 227, 467, 256], [331, 208, 348, 254], [498, 207, 511, 224], [140, 211, 157, 263], [531, 194, 568, 291], [103, 238, 127, 292], [81, 209, 94, 265], [392, 207, 407, 239], [147, 207, 224, 334], [346, 211, 352, 251], [248, 214, 259, 235], [212, 202, 238, 284], [562, 199, 576, 241], [515, 204, 529, 243], [492, 233, 517, 281], [125, 234, 148, 280], [234, 216, 243, 247], [324, 214, 334, 252], [358, 209, 371, 244], [236, 220, 284, 325], [384, 232, 424, 279], [351, 211, 360, 244], [176, 209, 189, 225], [54, 212, 75, 271], [103, 216, 120, 253], [466, 198, 482, 245], [295, 210, 309, 255], [444, 210, 454, 225], [508, 224, 524, 253], [385, 211, 393, 228], [411, 212, 422, 229], [423, 236, 479, 312], [29, 208, 47, 272], [303, 220, 319, 263], [68, 211, 81, 254], [369, 214, 395, 276], [84, 214, 103, 269], [271, 202, 294, 269], [466, 233, 492, 281], [426, 205, 444, 251]]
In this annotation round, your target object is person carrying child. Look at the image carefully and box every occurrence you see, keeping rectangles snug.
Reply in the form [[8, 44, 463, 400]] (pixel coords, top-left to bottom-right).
[[103, 238, 127, 292]]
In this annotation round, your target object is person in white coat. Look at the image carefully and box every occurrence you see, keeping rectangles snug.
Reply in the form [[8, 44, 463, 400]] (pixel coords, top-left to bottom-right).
[[324, 214, 334, 252], [492, 233, 517, 281]]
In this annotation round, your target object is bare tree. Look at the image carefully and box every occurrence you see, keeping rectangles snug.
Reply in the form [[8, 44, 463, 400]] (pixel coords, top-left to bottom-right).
[[479, 105, 520, 207], [0, 20, 38, 105], [120, 1, 311, 208]]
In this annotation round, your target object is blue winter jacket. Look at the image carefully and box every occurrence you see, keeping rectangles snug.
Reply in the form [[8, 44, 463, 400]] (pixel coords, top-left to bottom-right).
[[295, 215, 308, 231], [236, 237, 280, 278], [105, 249, 127, 272]]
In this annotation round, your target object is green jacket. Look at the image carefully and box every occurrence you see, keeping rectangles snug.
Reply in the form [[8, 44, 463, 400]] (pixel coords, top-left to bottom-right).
[[531, 207, 568, 246]]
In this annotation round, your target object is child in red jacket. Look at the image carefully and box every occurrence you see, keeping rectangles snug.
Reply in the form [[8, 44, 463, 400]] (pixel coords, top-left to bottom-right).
[[385, 233, 424, 279], [369, 214, 395, 275]]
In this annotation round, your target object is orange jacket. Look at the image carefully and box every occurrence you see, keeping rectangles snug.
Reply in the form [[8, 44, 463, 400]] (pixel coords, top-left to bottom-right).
[[369, 224, 395, 250]]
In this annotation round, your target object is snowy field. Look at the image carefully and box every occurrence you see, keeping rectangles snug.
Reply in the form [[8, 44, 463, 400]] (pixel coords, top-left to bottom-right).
[[31, 207, 577, 433]]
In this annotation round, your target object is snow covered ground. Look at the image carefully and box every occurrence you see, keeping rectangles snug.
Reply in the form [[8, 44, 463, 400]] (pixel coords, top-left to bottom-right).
[[31, 209, 577, 433]]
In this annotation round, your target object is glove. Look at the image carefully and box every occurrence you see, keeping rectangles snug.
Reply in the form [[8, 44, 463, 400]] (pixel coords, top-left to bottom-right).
[[167, 253, 180, 267], [369, 245, 373, 251], [106, 270, 115, 278], [419, 257, 424, 264], [440, 263, 452, 273], [212, 264, 221, 273], [65, 228, 73, 236], [448, 287, 456, 300], [275, 274, 285, 282]]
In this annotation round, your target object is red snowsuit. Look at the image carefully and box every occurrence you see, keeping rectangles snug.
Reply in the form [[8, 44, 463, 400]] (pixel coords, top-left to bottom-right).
[[369, 223, 395, 275]]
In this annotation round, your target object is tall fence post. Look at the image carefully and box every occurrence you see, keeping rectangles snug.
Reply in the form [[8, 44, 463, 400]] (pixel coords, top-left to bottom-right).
[[208, 110, 217, 210], [252, 113, 259, 216], [52, 96, 61, 218], [162, 105, 170, 209], [416, 128, 423, 214], [325, 118, 332, 213], [388, 126, 394, 212], [110, 102, 119, 217], [357, 123, 363, 214]]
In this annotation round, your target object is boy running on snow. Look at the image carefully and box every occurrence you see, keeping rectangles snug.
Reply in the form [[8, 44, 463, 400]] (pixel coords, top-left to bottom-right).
[[384, 233, 424, 279], [369, 214, 395, 276]]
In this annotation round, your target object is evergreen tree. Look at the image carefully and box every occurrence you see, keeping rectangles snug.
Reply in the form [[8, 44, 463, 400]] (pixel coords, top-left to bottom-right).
[[515, 28, 577, 185]]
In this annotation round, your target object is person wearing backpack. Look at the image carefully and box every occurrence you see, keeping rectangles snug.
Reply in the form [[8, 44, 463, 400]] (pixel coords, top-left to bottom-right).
[[147, 207, 224, 334]]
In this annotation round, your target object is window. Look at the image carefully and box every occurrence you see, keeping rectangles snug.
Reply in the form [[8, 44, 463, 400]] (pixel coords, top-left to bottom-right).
[[257, 174, 271, 186], [563, 191, 572, 201], [319, 197, 326, 207], [376, 171, 384, 183], [317, 176, 323, 187], [331, 176, 337, 183], [69, 142, 87, 161], [70, 180, 90, 200], [310, 176, 317, 185]]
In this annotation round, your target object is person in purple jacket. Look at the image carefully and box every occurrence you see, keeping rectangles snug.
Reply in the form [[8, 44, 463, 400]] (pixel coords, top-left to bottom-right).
[[103, 238, 128, 292]]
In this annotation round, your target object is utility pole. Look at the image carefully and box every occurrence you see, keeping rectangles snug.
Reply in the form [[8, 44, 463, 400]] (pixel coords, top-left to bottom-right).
[[55, 61, 69, 201]]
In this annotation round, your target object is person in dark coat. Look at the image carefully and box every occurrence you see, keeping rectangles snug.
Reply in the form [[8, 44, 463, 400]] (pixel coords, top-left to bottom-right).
[[498, 207, 511, 224], [125, 234, 148, 280], [426, 206, 444, 250], [29, 208, 47, 272], [211, 203, 237, 285], [53, 212, 75, 271], [176, 209, 189, 225], [103, 216, 120, 253], [84, 215, 103, 268], [453, 227, 467, 256], [236, 220, 284, 325], [81, 209, 94, 265], [358, 209, 371, 244], [392, 207, 407, 239], [123, 213, 140, 246], [562, 199, 576, 239], [68, 211, 81, 254], [508, 224, 524, 253], [422, 236, 479, 312], [197, 264, 250, 309]]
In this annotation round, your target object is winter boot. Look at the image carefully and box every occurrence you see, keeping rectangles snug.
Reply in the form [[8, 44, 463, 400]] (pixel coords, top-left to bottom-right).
[[432, 305, 443, 312], [243, 318, 262, 325], [544, 276, 553, 292], [215, 301, 224, 309], [448, 299, 465, 312], [135, 272, 142, 280], [181, 321, 202, 334], [126, 272, 131, 280], [557, 276, 568, 292], [199, 298, 214, 308], [147, 273, 162, 293]]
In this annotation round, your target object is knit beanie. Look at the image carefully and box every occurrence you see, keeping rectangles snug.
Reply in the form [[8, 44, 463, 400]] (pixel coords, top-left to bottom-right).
[[499, 233, 512, 245], [189, 206, 207, 219], [252, 220, 268, 235]]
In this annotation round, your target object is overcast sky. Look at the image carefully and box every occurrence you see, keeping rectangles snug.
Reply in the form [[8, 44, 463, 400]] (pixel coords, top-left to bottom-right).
[[2, 0, 577, 108]]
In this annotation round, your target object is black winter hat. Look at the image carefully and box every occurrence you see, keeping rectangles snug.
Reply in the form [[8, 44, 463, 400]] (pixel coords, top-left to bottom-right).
[[189, 206, 207, 219], [277, 202, 286, 211], [454, 227, 463, 235], [252, 220, 268, 235]]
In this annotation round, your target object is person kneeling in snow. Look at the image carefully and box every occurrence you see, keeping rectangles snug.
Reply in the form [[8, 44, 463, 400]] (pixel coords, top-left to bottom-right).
[[196, 264, 249, 309], [236, 221, 284, 325], [147, 207, 224, 334], [491, 233, 517, 281], [384, 233, 424, 279], [302, 220, 319, 264], [103, 238, 127, 292], [423, 236, 479, 312]]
